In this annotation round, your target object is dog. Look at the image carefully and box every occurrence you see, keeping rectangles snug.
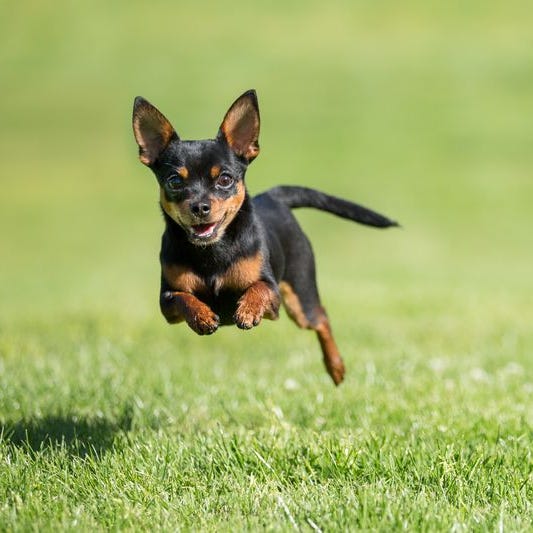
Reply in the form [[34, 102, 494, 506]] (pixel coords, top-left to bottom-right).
[[132, 90, 398, 385]]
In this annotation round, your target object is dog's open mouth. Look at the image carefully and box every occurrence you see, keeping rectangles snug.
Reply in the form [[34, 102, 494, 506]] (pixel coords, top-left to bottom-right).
[[189, 218, 224, 242], [192, 222, 217, 237]]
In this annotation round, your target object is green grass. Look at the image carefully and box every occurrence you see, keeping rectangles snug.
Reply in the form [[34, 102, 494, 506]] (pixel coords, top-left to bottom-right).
[[1, 0, 533, 530]]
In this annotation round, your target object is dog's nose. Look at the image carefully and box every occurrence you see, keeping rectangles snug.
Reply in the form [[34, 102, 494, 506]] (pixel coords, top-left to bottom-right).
[[191, 201, 211, 217]]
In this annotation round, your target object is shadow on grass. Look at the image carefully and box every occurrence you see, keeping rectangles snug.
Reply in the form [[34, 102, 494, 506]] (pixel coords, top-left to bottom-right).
[[1, 407, 133, 457]]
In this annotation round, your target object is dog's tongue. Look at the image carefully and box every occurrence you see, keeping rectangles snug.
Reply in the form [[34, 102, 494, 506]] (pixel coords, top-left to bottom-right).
[[192, 222, 217, 237]]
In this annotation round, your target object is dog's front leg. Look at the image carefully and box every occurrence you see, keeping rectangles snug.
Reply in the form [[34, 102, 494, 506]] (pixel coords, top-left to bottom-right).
[[160, 291, 219, 335], [234, 281, 280, 330]]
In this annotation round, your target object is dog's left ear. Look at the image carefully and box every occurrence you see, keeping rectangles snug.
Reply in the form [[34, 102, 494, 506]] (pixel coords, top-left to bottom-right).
[[217, 90, 260, 162]]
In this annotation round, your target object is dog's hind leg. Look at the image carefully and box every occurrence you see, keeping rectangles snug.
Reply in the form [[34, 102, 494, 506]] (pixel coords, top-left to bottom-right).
[[279, 236, 346, 385]]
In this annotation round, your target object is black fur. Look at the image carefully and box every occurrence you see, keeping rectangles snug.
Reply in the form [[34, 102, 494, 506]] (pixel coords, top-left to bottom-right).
[[266, 186, 399, 228]]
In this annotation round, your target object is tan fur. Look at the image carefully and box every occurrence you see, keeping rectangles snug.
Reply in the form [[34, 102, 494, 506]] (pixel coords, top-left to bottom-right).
[[211, 181, 246, 236], [234, 281, 280, 328], [216, 252, 263, 291], [278, 284, 346, 385], [159, 182, 246, 244], [220, 100, 260, 161], [133, 106, 175, 166], [159, 187, 184, 225], [162, 263, 207, 293], [279, 281, 310, 328], [161, 291, 218, 334], [177, 166, 189, 179], [314, 315, 345, 385], [210, 165, 221, 178]]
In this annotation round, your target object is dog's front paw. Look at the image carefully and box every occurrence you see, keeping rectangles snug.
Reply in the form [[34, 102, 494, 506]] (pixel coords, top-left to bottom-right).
[[234, 302, 263, 330], [187, 306, 220, 335], [234, 281, 279, 330]]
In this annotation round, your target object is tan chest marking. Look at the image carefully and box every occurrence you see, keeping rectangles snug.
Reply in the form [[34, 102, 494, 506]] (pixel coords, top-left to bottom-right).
[[162, 263, 207, 293], [163, 251, 263, 296], [216, 252, 263, 292]]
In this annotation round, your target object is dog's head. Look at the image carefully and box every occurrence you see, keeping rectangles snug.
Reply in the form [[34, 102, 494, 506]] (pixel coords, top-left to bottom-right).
[[133, 90, 260, 245]]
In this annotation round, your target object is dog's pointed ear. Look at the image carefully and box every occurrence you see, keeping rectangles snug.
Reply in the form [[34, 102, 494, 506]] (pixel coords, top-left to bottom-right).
[[132, 97, 179, 166], [217, 90, 260, 162]]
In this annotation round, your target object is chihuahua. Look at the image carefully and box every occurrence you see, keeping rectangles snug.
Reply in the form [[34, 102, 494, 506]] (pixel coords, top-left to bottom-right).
[[132, 90, 398, 385]]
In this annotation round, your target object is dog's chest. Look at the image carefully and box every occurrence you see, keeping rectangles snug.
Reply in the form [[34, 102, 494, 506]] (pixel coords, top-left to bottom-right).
[[162, 251, 263, 297]]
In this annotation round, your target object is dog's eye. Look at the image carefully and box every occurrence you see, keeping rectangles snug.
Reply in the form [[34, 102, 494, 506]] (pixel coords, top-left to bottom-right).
[[216, 174, 234, 189], [167, 176, 182, 190]]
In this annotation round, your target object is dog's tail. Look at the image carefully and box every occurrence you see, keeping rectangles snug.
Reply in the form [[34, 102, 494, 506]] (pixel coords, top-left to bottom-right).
[[266, 186, 399, 228]]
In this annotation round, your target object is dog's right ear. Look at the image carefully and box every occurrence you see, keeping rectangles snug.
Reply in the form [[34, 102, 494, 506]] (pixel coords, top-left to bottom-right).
[[132, 97, 179, 166]]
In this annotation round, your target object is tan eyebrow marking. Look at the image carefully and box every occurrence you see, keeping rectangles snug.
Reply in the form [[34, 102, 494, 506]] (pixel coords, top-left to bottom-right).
[[210, 165, 221, 178], [177, 166, 189, 178]]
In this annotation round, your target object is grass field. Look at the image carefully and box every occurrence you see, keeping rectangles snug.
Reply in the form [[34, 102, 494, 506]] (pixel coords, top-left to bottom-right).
[[1, 1, 533, 530]]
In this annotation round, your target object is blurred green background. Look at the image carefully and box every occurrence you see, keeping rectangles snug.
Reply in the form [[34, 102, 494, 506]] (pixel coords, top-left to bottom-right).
[[2, 4, 533, 527], [1, 0, 532, 322]]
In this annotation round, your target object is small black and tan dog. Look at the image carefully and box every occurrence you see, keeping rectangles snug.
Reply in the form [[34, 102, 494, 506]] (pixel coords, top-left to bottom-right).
[[132, 90, 398, 385]]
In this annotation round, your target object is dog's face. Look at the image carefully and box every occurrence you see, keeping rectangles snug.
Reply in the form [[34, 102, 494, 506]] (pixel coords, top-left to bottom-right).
[[133, 90, 260, 245]]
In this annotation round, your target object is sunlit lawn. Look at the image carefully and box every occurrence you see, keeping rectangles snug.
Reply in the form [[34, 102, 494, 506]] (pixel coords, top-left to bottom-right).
[[1, 1, 533, 530]]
